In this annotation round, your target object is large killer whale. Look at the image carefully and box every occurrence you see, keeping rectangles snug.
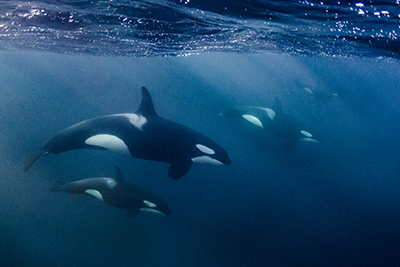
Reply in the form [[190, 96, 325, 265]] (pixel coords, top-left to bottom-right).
[[220, 97, 323, 146], [25, 87, 231, 179], [49, 166, 171, 219]]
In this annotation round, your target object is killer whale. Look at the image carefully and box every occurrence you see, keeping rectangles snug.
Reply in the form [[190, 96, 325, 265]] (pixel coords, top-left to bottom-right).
[[25, 87, 231, 179], [220, 97, 323, 146], [49, 166, 171, 219], [303, 86, 340, 100]]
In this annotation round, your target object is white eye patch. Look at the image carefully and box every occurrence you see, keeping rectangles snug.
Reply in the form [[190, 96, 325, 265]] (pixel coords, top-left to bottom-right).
[[242, 115, 264, 128], [143, 200, 157, 208], [303, 87, 313, 94], [85, 134, 131, 155], [300, 130, 313, 137], [196, 144, 215, 155]]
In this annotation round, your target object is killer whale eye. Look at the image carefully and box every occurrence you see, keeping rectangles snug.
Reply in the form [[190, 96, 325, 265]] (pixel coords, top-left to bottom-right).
[[196, 144, 215, 155], [143, 200, 157, 208], [300, 130, 313, 137], [242, 114, 264, 128]]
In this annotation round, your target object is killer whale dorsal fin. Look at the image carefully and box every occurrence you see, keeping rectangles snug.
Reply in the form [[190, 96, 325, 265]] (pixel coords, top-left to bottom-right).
[[137, 87, 158, 117], [114, 165, 125, 181], [272, 97, 283, 113]]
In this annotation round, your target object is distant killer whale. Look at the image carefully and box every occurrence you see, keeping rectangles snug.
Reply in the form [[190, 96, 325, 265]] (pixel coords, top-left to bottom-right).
[[220, 97, 323, 146], [49, 166, 171, 219], [303, 86, 339, 100], [25, 87, 231, 179], [295, 81, 340, 101]]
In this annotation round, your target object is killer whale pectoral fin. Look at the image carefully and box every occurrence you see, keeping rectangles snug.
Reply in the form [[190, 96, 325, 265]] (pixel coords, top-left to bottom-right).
[[125, 209, 140, 219], [24, 149, 47, 172], [168, 159, 193, 179], [137, 87, 157, 117]]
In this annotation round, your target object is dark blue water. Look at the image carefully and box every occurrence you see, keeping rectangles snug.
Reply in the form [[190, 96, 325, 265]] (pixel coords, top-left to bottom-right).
[[1, 1, 400, 267]]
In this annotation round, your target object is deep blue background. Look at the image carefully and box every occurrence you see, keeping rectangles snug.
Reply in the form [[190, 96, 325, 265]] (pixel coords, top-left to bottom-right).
[[0, 51, 399, 266]]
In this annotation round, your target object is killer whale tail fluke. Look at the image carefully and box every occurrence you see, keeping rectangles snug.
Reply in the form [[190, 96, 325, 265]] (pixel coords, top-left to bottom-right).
[[137, 87, 157, 117], [24, 149, 47, 172]]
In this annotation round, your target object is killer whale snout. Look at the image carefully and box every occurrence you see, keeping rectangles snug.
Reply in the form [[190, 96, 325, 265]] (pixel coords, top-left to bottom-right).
[[192, 142, 231, 166], [221, 154, 231, 166], [215, 147, 231, 166], [141, 199, 172, 216]]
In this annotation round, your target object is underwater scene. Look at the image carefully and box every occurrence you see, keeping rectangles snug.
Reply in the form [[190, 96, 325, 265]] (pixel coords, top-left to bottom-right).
[[0, 1, 400, 267]]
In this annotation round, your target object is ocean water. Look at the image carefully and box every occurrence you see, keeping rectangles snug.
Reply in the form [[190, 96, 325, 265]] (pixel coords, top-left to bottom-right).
[[1, 1, 400, 267]]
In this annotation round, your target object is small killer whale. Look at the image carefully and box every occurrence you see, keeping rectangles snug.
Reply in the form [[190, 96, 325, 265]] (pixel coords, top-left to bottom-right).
[[303, 86, 339, 100], [220, 97, 323, 146], [24, 87, 231, 179], [49, 166, 171, 219]]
